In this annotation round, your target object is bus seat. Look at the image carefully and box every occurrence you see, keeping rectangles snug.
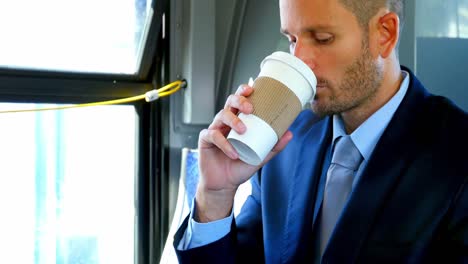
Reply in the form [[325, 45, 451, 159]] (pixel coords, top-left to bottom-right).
[[160, 148, 252, 263]]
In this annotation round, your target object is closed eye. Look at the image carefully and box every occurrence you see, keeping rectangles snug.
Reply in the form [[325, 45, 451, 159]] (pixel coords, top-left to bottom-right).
[[316, 36, 334, 45], [315, 33, 334, 45]]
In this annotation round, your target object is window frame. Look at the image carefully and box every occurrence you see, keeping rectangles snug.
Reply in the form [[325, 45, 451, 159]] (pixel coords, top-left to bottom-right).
[[0, 0, 169, 263]]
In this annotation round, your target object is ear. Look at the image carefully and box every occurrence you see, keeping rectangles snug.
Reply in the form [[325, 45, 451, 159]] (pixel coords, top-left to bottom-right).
[[377, 12, 400, 58]]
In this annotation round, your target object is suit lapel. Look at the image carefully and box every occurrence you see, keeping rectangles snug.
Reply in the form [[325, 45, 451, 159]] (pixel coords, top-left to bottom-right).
[[312, 147, 330, 227], [281, 116, 332, 263], [323, 72, 430, 262]]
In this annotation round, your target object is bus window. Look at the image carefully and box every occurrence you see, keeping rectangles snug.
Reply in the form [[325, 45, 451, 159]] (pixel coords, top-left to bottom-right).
[[0, 104, 136, 264], [0, 0, 152, 74]]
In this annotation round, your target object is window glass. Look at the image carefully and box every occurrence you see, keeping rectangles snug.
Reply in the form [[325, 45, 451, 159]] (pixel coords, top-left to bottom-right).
[[0, 104, 136, 264], [0, 0, 152, 74], [414, 0, 468, 111], [416, 0, 468, 38]]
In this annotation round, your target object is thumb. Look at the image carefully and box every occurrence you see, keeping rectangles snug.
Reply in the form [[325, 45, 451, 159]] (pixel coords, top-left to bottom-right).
[[261, 131, 293, 165]]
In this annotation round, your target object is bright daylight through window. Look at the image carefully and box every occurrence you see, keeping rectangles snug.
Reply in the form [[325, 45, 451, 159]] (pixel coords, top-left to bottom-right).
[[0, 104, 136, 264], [0, 0, 152, 74]]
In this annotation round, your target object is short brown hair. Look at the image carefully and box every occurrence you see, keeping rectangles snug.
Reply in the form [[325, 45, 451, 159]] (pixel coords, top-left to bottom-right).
[[340, 0, 404, 30]]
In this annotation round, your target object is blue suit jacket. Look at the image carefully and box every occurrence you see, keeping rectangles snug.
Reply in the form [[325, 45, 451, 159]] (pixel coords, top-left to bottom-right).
[[174, 68, 468, 263]]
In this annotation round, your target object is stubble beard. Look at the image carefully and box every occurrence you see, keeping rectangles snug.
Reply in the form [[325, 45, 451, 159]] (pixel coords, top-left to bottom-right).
[[311, 41, 384, 117]]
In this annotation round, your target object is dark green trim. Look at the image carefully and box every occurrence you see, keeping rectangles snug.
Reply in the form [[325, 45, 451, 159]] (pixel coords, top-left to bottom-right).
[[0, 74, 152, 104]]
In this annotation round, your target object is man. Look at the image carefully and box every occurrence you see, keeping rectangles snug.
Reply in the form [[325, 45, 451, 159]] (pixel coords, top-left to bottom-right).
[[174, 0, 468, 262]]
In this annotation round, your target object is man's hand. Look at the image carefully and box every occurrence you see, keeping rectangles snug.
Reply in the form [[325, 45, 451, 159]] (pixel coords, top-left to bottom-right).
[[195, 84, 293, 222]]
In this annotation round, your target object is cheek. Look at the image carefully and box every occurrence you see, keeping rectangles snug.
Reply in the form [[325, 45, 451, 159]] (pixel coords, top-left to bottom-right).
[[336, 38, 362, 69], [315, 40, 362, 82]]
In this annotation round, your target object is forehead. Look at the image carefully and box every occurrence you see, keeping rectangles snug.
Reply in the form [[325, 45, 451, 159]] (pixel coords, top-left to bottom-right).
[[279, 0, 358, 33]]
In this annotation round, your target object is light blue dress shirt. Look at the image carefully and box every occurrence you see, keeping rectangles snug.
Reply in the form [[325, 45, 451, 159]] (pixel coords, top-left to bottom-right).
[[179, 71, 410, 250]]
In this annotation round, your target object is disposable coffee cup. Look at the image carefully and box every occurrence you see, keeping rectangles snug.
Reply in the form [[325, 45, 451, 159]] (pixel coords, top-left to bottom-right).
[[227, 51, 317, 166]]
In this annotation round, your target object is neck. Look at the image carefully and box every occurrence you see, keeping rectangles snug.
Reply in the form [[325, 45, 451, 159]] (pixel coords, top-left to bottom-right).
[[341, 61, 403, 134]]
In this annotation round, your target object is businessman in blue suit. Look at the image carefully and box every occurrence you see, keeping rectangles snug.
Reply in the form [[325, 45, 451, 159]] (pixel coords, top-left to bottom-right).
[[173, 0, 468, 262]]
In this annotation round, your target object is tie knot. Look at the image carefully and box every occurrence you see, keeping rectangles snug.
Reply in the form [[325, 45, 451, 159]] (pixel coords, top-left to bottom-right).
[[331, 136, 363, 171]]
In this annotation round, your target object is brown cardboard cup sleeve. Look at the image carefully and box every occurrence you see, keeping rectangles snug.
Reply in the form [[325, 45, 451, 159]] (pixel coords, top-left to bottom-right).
[[227, 51, 316, 165]]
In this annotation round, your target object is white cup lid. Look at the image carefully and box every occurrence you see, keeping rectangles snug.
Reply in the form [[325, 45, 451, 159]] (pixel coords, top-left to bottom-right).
[[261, 51, 317, 92]]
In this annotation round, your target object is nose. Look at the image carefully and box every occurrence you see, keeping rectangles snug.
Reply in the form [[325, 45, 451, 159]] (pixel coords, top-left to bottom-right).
[[291, 39, 316, 70]]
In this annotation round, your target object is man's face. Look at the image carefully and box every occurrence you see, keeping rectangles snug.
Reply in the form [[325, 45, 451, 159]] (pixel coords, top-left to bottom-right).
[[280, 0, 383, 117]]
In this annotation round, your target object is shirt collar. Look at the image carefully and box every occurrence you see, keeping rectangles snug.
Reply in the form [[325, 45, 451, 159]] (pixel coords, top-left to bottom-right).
[[332, 71, 410, 160]]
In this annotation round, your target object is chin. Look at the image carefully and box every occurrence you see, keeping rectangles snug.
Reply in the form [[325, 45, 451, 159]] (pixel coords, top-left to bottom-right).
[[310, 101, 330, 118]]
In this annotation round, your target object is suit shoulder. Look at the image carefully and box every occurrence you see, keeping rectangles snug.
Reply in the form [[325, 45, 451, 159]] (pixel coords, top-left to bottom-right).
[[289, 109, 327, 137], [425, 95, 468, 137], [418, 95, 468, 171]]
